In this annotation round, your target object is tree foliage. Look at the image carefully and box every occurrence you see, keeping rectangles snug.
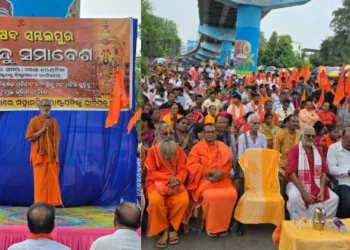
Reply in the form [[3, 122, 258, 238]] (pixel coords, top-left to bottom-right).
[[258, 31, 307, 68], [316, 0, 350, 65], [140, 0, 181, 59]]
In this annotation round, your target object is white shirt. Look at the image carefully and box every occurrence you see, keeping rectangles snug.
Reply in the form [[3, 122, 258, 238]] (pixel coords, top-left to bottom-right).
[[90, 229, 141, 250], [8, 239, 70, 250], [238, 131, 267, 158], [227, 103, 246, 118], [202, 99, 221, 111], [327, 141, 350, 187], [245, 102, 264, 114]]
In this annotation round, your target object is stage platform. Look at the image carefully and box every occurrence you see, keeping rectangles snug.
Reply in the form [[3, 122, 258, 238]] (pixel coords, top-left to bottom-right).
[[0, 206, 141, 250]]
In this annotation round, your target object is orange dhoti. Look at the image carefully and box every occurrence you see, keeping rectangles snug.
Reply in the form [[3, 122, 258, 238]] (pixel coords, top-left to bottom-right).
[[26, 115, 62, 206], [147, 190, 189, 236], [33, 162, 62, 206], [187, 140, 238, 234], [202, 187, 237, 234], [145, 144, 189, 237]]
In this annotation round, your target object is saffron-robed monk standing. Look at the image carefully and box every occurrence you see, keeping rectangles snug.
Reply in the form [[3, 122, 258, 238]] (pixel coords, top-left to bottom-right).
[[145, 123, 189, 249], [186, 123, 237, 237], [26, 99, 62, 206]]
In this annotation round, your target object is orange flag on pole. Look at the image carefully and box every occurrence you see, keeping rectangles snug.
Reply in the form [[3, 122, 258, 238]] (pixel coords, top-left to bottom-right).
[[287, 68, 298, 89], [299, 64, 311, 82], [127, 108, 141, 134], [301, 89, 307, 101], [317, 68, 331, 91], [317, 89, 325, 108], [227, 75, 232, 86], [333, 64, 346, 106], [105, 69, 129, 128], [345, 72, 350, 97]]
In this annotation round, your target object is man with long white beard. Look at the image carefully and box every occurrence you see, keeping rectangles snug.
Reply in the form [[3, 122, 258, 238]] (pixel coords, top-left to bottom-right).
[[145, 122, 189, 249]]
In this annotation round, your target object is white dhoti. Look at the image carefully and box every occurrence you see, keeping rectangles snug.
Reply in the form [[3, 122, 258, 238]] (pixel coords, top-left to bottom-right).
[[286, 182, 339, 219]]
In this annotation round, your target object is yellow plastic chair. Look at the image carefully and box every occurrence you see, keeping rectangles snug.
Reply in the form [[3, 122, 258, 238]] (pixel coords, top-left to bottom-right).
[[234, 148, 284, 226]]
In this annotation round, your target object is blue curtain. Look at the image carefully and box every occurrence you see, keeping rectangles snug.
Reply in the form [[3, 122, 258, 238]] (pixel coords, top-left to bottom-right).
[[0, 19, 138, 207]]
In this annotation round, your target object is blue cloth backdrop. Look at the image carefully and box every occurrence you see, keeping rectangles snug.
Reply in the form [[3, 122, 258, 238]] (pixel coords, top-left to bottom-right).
[[0, 19, 138, 207]]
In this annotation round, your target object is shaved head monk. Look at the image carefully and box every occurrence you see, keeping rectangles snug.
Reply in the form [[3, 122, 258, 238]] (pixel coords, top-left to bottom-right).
[[145, 122, 189, 248], [25, 99, 62, 206], [186, 123, 237, 236]]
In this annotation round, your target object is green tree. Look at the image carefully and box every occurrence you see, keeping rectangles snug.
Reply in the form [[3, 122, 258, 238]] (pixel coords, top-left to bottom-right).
[[258, 32, 268, 65], [318, 0, 350, 65], [140, 0, 181, 59]]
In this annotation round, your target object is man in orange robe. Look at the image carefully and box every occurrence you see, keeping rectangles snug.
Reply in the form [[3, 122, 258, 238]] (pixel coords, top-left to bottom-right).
[[25, 99, 62, 206], [145, 123, 189, 248], [186, 123, 237, 236]]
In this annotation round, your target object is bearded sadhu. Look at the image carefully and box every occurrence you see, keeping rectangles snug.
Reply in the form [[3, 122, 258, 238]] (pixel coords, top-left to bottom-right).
[[25, 99, 63, 206], [145, 122, 189, 248], [186, 123, 238, 237]]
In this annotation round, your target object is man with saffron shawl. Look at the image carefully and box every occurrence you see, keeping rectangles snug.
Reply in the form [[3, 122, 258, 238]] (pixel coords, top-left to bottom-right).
[[25, 99, 62, 206], [186, 123, 237, 236], [145, 123, 189, 248]]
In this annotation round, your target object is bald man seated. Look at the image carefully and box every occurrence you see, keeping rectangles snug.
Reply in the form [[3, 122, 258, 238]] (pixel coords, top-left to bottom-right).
[[90, 202, 141, 250], [8, 202, 70, 250]]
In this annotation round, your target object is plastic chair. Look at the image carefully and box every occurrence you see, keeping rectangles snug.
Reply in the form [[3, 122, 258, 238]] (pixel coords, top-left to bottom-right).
[[234, 148, 285, 226]]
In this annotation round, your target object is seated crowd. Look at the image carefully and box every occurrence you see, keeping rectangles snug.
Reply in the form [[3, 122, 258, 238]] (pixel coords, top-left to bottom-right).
[[141, 66, 350, 248]]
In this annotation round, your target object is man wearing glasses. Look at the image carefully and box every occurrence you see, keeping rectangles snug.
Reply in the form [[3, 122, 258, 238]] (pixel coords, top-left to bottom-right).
[[25, 99, 63, 206], [285, 126, 339, 219]]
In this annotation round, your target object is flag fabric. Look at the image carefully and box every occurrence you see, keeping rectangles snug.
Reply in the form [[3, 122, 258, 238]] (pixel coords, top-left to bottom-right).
[[287, 68, 298, 89], [127, 108, 141, 134], [105, 69, 129, 128], [317, 89, 325, 108], [333, 64, 346, 106], [227, 75, 232, 86], [317, 68, 331, 91], [346, 72, 350, 97], [299, 65, 311, 82], [301, 89, 307, 101]]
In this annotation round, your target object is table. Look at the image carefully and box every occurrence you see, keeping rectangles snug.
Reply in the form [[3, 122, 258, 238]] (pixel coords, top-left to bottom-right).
[[279, 219, 350, 250]]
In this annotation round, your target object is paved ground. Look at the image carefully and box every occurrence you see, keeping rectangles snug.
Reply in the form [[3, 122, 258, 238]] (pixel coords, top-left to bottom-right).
[[142, 223, 278, 250]]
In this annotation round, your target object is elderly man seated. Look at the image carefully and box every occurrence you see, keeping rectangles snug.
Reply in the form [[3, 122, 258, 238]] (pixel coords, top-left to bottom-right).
[[286, 126, 339, 219], [145, 122, 189, 248], [327, 127, 350, 218]]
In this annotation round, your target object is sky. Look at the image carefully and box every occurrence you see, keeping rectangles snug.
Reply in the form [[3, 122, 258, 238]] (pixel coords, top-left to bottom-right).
[[150, 0, 344, 50], [81, 0, 141, 53]]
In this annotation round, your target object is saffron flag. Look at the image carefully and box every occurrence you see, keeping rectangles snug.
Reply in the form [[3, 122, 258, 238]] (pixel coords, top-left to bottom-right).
[[317, 68, 330, 91], [287, 68, 298, 89], [299, 64, 311, 82], [227, 75, 232, 86], [105, 69, 129, 128], [301, 89, 307, 101], [333, 64, 346, 106], [346, 72, 350, 97], [127, 108, 141, 134], [317, 89, 325, 108]]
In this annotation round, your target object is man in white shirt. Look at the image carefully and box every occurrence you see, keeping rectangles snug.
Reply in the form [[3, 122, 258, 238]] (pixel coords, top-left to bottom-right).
[[276, 100, 295, 126], [327, 128, 350, 218], [90, 202, 141, 250], [153, 87, 167, 108], [8, 203, 70, 250], [238, 114, 267, 158], [245, 92, 264, 114], [202, 91, 221, 113]]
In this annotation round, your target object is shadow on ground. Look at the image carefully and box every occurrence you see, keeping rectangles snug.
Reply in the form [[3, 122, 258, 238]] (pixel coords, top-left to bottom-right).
[[142, 224, 278, 250]]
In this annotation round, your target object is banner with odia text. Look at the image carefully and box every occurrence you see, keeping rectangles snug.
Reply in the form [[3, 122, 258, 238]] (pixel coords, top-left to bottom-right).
[[0, 17, 133, 110]]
